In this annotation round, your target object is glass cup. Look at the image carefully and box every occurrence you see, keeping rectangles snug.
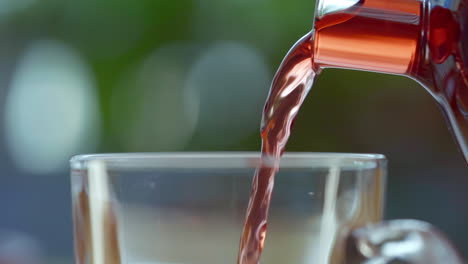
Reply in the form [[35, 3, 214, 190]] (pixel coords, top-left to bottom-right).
[[70, 152, 386, 264]]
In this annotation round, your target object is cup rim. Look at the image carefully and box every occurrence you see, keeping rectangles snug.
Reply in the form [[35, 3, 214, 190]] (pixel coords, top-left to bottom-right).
[[70, 152, 386, 170]]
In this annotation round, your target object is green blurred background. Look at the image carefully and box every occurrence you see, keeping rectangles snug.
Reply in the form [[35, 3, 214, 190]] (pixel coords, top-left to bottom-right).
[[0, 0, 466, 263]]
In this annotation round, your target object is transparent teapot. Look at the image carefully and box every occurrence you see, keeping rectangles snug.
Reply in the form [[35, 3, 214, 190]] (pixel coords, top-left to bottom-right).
[[312, 0, 468, 163]]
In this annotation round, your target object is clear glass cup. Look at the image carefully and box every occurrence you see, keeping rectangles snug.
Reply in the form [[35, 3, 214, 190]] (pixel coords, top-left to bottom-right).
[[70, 152, 386, 264]]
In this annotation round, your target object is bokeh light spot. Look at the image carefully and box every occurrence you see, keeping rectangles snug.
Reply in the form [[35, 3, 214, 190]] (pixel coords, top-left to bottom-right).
[[185, 42, 271, 146], [4, 39, 100, 174], [110, 43, 199, 151], [0, 0, 36, 19]]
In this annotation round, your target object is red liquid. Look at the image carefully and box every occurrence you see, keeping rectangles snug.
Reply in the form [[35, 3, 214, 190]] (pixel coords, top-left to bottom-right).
[[314, 0, 422, 74], [237, 32, 316, 264]]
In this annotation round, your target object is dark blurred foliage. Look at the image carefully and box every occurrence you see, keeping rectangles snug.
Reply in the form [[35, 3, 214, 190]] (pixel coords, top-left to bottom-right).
[[0, 0, 466, 262]]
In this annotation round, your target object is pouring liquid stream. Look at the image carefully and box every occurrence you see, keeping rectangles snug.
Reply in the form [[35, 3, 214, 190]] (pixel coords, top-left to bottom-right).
[[237, 31, 317, 264]]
